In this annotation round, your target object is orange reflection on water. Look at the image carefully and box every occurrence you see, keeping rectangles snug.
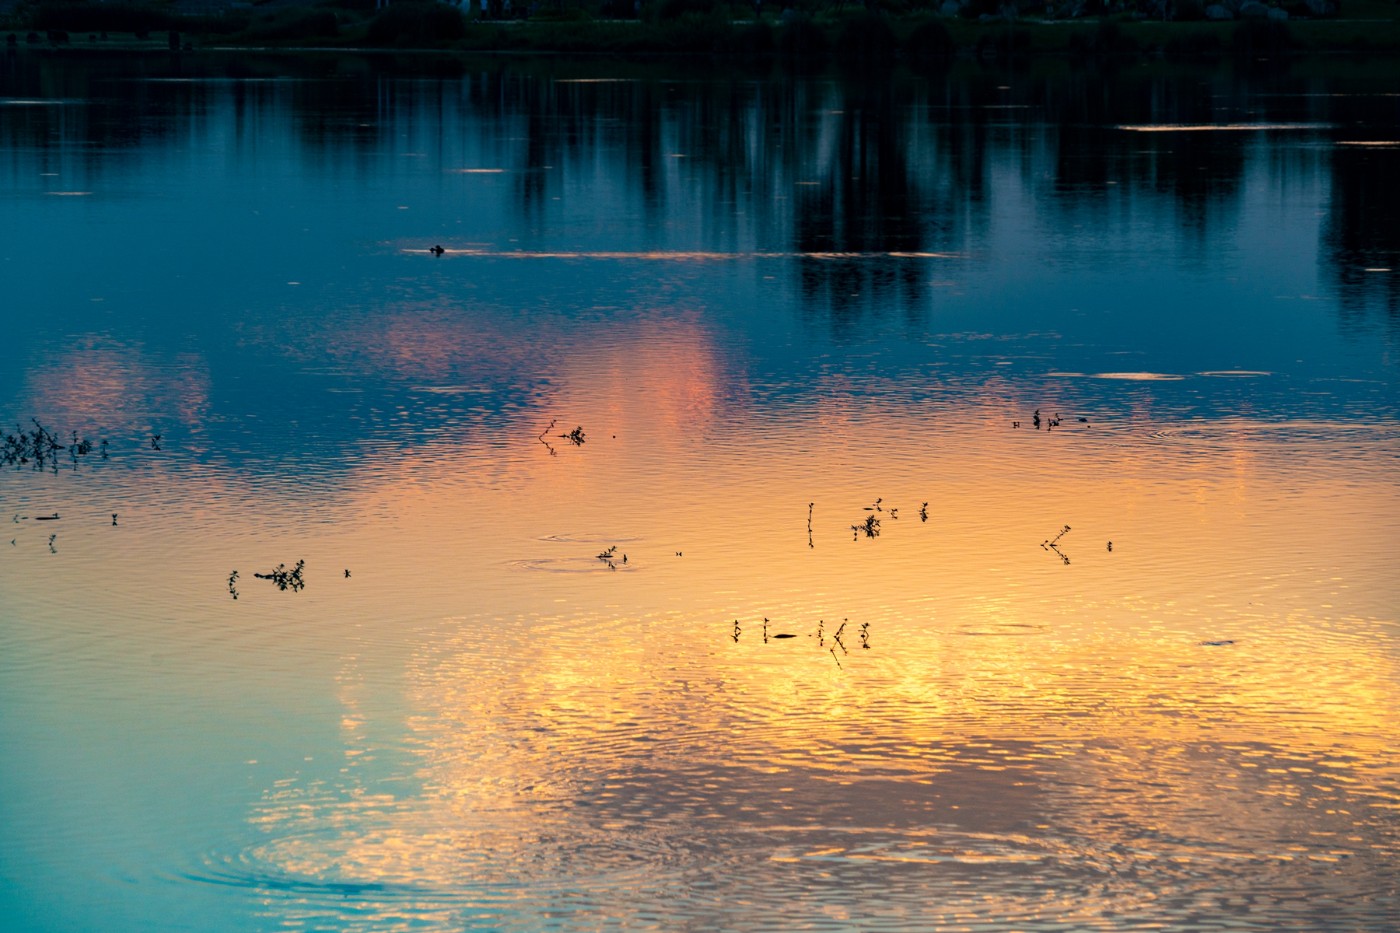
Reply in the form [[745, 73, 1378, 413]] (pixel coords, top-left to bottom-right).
[[230, 345, 1400, 916], [19, 336, 211, 430]]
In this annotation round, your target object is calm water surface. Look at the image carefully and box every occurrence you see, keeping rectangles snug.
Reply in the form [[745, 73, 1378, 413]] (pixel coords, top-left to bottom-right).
[[1, 52, 1397, 931]]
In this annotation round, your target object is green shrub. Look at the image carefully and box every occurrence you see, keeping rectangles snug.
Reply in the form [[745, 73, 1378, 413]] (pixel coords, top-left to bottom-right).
[[242, 8, 339, 41], [657, 0, 719, 19], [905, 18, 955, 61], [974, 25, 1030, 57], [776, 13, 828, 59], [1231, 18, 1292, 57], [1163, 27, 1222, 57], [732, 18, 775, 55], [1066, 18, 1139, 55], [835, 10, 898, 62], [366, 1, 466, 44], [31, 3, 173, 34]]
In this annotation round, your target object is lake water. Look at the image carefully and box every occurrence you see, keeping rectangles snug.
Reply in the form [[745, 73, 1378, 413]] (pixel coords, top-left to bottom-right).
[[1, 50, 1397, 932]]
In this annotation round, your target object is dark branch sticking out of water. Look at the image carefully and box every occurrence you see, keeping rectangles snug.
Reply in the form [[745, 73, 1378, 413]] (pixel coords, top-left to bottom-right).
[[1041, 524, 1072, 564], [539, 420, 586, 455], [252, 560, 305, 592], [228, 570, 240, 600], [3, 420, 105, 472], [596, 545, 626, 571], [1016, 409, 1087, 431]]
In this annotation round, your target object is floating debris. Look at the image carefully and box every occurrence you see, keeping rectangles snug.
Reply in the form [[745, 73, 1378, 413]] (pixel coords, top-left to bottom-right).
[[596, 545, 619, 571], [1200, 639, 1235, 647]]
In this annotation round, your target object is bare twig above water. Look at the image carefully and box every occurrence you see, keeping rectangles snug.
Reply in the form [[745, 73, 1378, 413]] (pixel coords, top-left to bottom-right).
[[1041, 525, 1072, 564], [596, 545, 619, 570], [731, 616, 868, 669]]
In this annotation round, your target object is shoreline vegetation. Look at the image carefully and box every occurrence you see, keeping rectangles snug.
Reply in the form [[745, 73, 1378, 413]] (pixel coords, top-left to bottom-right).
[[4, 0, 1400, 61]]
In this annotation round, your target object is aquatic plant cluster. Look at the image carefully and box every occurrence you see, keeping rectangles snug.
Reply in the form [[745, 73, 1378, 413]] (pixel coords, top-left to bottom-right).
[[2, 419, 105, 472], [252, 560, 306, 593]]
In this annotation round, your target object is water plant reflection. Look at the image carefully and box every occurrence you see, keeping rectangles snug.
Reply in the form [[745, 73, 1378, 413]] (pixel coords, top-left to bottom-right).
[[2, 419, 102, 472]]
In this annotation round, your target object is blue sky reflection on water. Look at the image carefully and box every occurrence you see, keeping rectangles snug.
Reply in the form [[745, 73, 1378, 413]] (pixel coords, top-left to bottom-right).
[[0, 54, 1398, 932]]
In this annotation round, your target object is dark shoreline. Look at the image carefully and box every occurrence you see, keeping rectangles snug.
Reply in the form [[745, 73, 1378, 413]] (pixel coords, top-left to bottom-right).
[[8, 4, 1400, 62]]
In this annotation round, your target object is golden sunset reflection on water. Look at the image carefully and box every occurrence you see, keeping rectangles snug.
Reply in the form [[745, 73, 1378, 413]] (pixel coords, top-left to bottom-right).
[[175, 323, 1394, 929]]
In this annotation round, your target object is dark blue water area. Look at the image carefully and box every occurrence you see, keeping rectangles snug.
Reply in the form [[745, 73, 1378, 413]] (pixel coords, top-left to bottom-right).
[[3, 54, 1396, 482]]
